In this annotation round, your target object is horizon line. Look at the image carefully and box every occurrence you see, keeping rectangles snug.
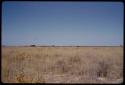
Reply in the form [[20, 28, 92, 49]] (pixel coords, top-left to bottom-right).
[[2, 44, 124, 47]]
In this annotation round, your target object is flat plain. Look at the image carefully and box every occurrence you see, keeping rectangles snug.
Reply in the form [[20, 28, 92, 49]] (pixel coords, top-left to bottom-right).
[[2, 46, 123, 83]]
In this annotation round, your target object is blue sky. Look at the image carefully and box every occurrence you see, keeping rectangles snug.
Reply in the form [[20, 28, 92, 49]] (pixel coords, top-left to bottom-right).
[[2, 2, 124, 46]]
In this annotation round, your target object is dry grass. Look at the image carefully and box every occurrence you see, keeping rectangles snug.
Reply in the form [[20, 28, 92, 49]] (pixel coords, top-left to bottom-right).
[[2, 46, 123, 83]]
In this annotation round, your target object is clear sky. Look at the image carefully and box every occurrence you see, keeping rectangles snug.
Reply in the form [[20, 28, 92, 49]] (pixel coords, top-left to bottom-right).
[[2, 1, 124, 46]]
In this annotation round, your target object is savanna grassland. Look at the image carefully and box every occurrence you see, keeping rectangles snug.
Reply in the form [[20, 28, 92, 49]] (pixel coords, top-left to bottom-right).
[[2, 46, 123, 83]]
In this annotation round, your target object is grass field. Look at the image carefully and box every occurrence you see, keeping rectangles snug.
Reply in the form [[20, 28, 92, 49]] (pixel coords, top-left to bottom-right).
[[1, 46, 123, 83]]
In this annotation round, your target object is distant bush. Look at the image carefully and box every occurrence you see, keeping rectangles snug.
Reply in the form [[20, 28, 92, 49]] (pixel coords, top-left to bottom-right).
[[76, 46, 80, 47], [30, 45, 36, 47], [120, 45, 122, 47], [52, 45, 55, 47]]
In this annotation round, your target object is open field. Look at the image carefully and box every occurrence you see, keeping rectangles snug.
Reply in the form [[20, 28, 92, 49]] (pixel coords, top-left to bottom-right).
[[2, 46, 123, 83]]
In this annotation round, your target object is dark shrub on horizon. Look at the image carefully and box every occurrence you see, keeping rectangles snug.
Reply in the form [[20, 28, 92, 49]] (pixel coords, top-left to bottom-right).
[[30, 45, 36, 47]]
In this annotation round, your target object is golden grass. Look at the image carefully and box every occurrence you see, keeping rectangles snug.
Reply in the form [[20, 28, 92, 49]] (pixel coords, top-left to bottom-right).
[[2, 46, 123, 83]]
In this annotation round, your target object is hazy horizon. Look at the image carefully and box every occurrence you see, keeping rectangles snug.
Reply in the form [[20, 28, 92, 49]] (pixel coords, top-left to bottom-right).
[[2, 2, 124, 46], [2, 44, 123, 47]]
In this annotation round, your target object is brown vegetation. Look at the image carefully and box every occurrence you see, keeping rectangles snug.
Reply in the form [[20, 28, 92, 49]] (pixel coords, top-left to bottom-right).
[[2, 46, 123, 83]]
